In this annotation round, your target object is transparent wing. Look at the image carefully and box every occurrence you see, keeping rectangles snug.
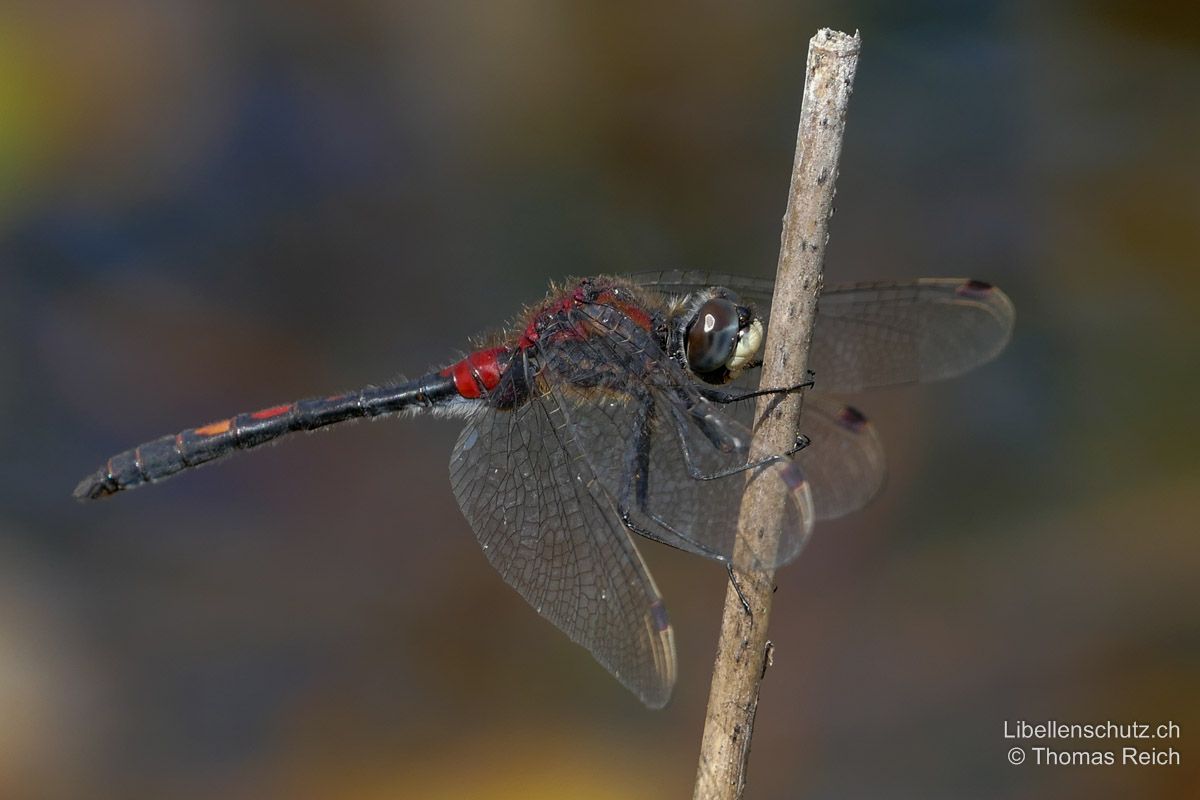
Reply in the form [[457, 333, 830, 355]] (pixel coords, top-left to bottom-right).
[[542, 303, 815, 572], [707, 392, 886, 521], [806, 279, 1015, 391], [632, 269, 776, 307], [630, 270, 1015, 391], [449, 364, 676, 708], [793, 396, 886, 520]]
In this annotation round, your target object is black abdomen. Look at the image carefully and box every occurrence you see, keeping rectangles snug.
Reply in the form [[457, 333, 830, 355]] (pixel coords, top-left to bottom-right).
[[74, 373, 459, 500]]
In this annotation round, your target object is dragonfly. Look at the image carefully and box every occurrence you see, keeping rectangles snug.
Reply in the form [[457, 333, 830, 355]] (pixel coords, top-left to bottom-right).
[[74, 270, 1014, 707]]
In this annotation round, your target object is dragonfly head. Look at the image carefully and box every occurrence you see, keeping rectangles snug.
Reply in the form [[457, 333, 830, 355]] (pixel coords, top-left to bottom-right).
[[683, 290, 764, 383]]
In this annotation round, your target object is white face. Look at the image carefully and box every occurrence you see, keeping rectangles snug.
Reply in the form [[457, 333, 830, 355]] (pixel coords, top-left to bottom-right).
[[727, 318, 763, 372]]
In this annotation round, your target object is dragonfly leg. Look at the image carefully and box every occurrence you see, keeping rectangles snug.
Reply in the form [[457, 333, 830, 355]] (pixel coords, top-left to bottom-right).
[[618, 507, 730, 563], [698, 370, 815, 404], [611, 393, 808, 572], [727, 564, 752, 617], [615, 394, 732, 563], [671, 404, 810, 481]]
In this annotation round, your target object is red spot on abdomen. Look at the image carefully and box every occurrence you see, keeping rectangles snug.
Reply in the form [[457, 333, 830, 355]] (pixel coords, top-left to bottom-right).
[[251, 404, 292, 420], [441, 347, 507, 399]]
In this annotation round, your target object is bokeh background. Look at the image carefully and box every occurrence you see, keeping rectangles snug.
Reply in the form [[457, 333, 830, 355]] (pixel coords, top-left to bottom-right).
[[2, 2, 1197, 798]]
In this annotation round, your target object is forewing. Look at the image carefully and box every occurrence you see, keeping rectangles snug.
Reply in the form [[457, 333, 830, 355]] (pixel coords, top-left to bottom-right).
[[631, 269, 775, 306], [807, 280, 1015, 391], [449, 366, 676, 708], [630, 270, 1014, 391]]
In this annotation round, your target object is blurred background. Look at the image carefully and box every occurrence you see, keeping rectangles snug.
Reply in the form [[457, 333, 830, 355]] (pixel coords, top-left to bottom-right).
[[2, 2, 1197, 798]]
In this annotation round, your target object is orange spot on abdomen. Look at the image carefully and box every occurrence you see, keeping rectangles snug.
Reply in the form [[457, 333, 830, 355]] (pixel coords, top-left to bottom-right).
[[194, 419, 233, 436]]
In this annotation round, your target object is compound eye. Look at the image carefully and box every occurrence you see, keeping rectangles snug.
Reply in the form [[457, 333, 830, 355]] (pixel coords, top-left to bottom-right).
[[686, 298, 740, 374]]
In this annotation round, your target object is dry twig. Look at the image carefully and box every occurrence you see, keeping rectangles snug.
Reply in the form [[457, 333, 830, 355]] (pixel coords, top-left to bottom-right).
[[693, 28, 861, 800]]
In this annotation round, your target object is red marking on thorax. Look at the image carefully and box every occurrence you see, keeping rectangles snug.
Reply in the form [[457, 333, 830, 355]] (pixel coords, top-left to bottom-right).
[[441, 347, 507, 399], [513, 280, 654, 354], [595, 289, 654, 331], [519, 292, 579, 350], [515, 281, 655, 350], [251, 403, 292, 420]]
